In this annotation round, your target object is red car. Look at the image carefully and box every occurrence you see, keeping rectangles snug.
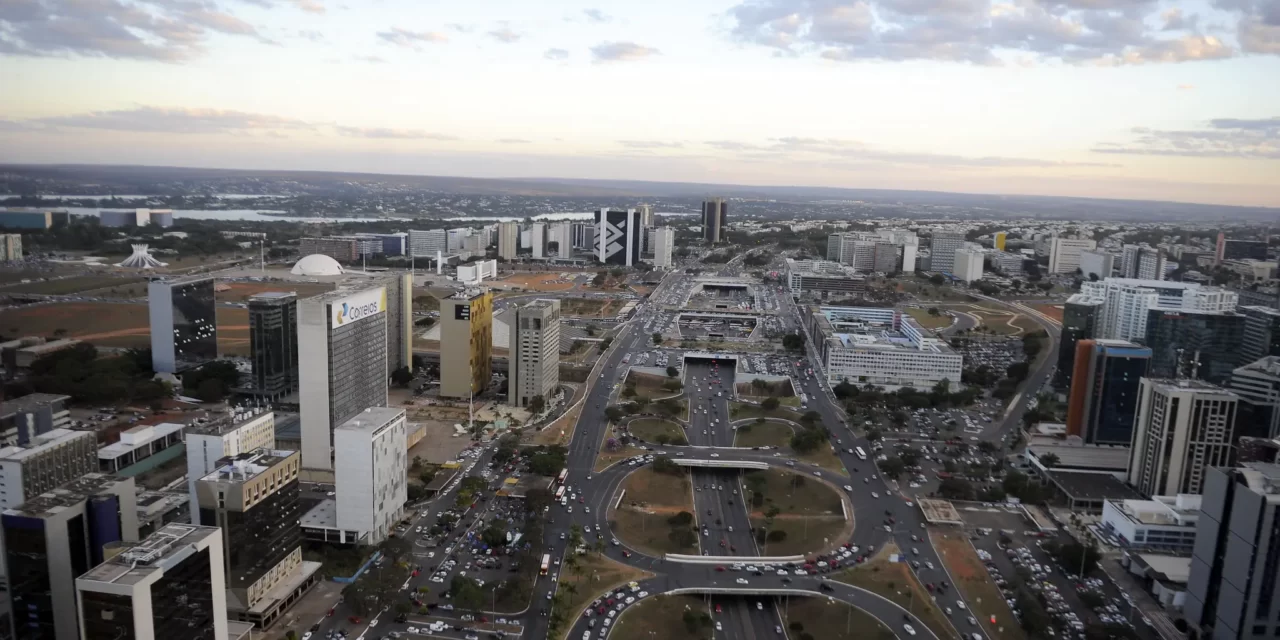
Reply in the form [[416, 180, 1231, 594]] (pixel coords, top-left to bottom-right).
[[621, 550, 632, 558], [327, 609, 335, 617], [348, 616, 362, 624], [715, 604, 722, 613], [715, 566, 725, 572]]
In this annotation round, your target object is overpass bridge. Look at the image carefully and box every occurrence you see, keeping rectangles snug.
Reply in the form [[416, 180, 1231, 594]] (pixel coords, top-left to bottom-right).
[[671, 458, 768, 470]]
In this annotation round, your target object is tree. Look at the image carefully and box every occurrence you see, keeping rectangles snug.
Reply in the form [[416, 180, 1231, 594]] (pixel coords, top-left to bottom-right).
[[880, 456, 905, 480], [195, 378, 225, 403], [761, 397, 780, 411], [866, 427, 883, 441], [800, 410, 821, 425], [782, 333, 804, 351], [666, 366, 679, 377], [604, 406, 626, 422], [938, 477, 975, 500], [928, 307, 939, 316], [600, 337, 613, 350], [652, 456, 681, 475], [390, 366, 414, 387], [652, 332, 662, 345], [668, 527, 697, 548], [929, 273, 946, 286], [668, 511, 694, 527], [661, 379, 683, 392], [766, 530, 787, 542], [1039, 452, 1060, 468], [449, 576, 486, 611], [592, 272, 607, 286]]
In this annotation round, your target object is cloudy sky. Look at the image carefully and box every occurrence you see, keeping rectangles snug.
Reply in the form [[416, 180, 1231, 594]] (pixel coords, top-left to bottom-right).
[[1, 0, 1277, 206]]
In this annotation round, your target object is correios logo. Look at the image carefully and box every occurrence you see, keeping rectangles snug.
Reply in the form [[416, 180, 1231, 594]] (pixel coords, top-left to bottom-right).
[[336, 299, 381, 325]]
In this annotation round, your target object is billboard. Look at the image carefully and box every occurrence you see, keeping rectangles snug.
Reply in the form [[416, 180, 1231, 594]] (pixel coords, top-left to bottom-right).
[[332, 286, 386, 327]]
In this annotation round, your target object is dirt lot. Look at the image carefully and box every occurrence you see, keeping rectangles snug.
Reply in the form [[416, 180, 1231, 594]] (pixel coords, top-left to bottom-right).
[[497, 272, 577, 292], [1035, 304, 1064, 323], [833, 544, 956, 640], [931, 530, 1025, 640], [782, 594, 896, 640], [611, 467, 696, 556], [612, 595, 711, 640]]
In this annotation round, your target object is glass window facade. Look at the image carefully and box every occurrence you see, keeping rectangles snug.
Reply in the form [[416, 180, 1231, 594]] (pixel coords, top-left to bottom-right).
[[80, 591, 135, 640], [2, 515, 51, 640], [1144, 310, 1245, 385], [150, 548, 216, 640], [171, 279, 219, 369]]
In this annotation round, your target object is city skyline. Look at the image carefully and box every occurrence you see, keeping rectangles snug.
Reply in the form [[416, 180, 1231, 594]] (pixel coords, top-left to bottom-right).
[[1, 0, 1278, 207]]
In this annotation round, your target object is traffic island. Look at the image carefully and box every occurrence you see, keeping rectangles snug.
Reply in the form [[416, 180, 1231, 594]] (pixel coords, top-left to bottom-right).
[[732, 420, 795, 448], [832, 544, 956, 640], [609, 467, 698, 556], [743, 468, 853, 557], [627, 418, 688, 446], [550, 552, 654, 640], [930, 530, 1025, 640], [780, 594, 897, 640], [611, 594, 712, 640]]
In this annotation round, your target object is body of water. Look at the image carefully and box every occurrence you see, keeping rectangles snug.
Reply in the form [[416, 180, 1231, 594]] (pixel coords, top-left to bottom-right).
[[0, 193, 286, 200]]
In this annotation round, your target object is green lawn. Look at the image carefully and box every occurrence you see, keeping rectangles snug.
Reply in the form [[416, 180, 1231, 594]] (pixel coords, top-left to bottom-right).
[[611, 595, 711, 640], [628, 418, 688, 445], [832, 548, 956, 640], [905, 307, 954, 330], [750, 516, 849, 556], [733, 421, 794, 448], [730, 402, 803, 423], [744, 469, 844, 516], [781, 595, 897, 640]]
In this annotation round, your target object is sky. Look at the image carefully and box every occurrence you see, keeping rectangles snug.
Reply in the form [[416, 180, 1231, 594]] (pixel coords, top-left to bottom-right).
[[0, 0, 1277, 207]]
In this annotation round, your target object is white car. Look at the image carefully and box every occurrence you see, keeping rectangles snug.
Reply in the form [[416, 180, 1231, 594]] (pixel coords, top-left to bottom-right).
[[871, 492, 879, 498], [843, 485, 853, 491], [710, 453, 720, 458], [736, 578, 749, 584], [904, 624, 917, 636]]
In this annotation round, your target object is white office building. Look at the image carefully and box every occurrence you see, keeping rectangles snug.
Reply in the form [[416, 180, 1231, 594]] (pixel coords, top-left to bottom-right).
[[989, 251, 1025, 275], [1100, 494, 1201, 553], [953, 250, 984, 283], [553, 221, 574, 259], [1048, 237, 1098, 274], [531, 222, 547, 259], [184, 409, 276, 525], [508, 299, 561, 408], [407, 229, 447, 258], [497, 221, 519, 260], [1128, 378, 1239, 497], [1079, 250, 1115, 280], [929, 232, 965, 274], [806, 306, 963, 389], [457, 259, 498, 284], [334, 408, 407, 545], [0, 428, 97, 510], [652, 227, 675, 268], [1081, 278, 1240, 342]]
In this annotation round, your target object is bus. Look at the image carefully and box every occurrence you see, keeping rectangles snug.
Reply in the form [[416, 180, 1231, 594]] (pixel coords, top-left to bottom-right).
[[554, 486, 566, 501], [540, 554, 551, 576], [854, 447, 867, 460], [556, 468, 569, 486]]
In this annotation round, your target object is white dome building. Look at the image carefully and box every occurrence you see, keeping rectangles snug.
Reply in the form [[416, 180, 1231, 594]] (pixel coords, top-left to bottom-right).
[[291, 254, 345, 277]]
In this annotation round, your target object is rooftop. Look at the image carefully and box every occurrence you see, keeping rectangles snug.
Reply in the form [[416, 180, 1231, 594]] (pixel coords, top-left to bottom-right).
[[1047, 471, 1145, 502], [99, 422, 186, 459], [78, 524, 220, 587], [0, 393, 70, 415], [1239, 462, 1280, 496], [1132, 554, 1192, 584], [336, 407, 405, 434], [1026, 439, 1132, 471], [1236, 356, 1280, 378], [200, 449, 296, 484], [447, 288, 489, 301], [0, 428, 92, 462], [188, 407, 273, 437], [1144, 378, 1238, 396], [300, 497, 338, 529], [1107, 495, 1202, 526], [3, 473, 128, 518], [248, 291, 297, 301]]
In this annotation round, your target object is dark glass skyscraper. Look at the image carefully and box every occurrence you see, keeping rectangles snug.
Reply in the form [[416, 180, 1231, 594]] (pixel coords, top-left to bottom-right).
[[148, 276, 218, 373], [1056, 293, 1103, 388], [1065, 339, 1151, 445], [1241, 305, 1280, 365], [701, 198, 727, 244], [247, 292, 299, 399], [1144, 309, 1245, 385]]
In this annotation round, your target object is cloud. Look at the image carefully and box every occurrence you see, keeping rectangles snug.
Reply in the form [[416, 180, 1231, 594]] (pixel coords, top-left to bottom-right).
[[701, 136, 1119, 168], [488, 26, 522, 43], [447, 23, 475, 33], [298, 30, 324, 42], [590, 41, 661, 62], [334, 126, 459, 140], [0, 0, 272, 62], [497, 138, 532, 144], [724, 0, 1269, 65], [1177, 83, 1196, 90], [29, 106, 313, 134], [544, 48, 570, 60], [583, 8, 612, 23], [619, 140, 685, 149], [289, 0, 325, 13], [377, 27, 449, 48], [1091, 117, 1280, 158], [352, 55, 387, 63], [705, 140, 765, 151]]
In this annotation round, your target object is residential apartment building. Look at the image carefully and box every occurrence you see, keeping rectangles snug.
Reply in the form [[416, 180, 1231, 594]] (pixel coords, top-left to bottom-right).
[[1128, 378, 1239, 497]]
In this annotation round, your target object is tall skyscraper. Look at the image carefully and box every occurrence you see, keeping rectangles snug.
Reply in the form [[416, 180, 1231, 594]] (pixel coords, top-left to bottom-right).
[[1229, 356, 1280, 440], [76, 523, 228, 640], [652, 227, 675, 268], [1065, 339, 1151, 445], [553, 221, 574, 259], [1185, 463, 1280, 640], [438, 289, 493, 399], [1134, 247, 1168, 280], [407, 229, 446, 258], [1056, 293, 1104, 388], [530, 222, 547, 259], [4, 474, 138, 640], [1081, 278, 1239, 343], [185, 409, 276, 525], [334, 408, 407, 545], [148, 276, 218, 374], [377, 273, 414, 376], [595, 208, 642, 266], [247, 292, 299, 399], [701, 198, 726, 244], [1144, 309, 1245, 385], [1128, 378, 1238, 497], [953, 250, 984, 283], [298, 287, 388, 472], [509, 299, 561, 409], [929, 232, 965, 274], [1048, 237, 1098, 274], [196, 448, 316, 626], [636, 203, 654, 229], [1241, 306, 1280, 365], [497, 221, 519, 260], [994, 231, 1006, 251]]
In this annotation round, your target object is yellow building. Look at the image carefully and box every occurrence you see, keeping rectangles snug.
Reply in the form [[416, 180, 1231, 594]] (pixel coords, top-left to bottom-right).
[[439, 289, 493, 398], [995, 232, 1007, 251]]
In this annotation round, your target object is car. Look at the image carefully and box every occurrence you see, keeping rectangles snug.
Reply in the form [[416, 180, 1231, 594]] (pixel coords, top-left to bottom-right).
[[709, 453, 720, 458], [348, 617, 361, 624], [716, 622, 723, 631], [368, 619, 378, 627], [736, 578, 749, 584], [843, 485, 853, 491], [904, 624, 917, 636], [756, 602, 764, 610], [303, 634, 313, 640], [871, 492, 879, 498]]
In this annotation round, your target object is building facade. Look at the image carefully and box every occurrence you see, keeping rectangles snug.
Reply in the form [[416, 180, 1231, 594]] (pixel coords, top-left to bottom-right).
[[1241, 306, 1280, 365], [1079, 250, 1115, 280], [1230, 357, 1280, 440], [408, 229, 447, 258], [701, 198, 726, 244], [0, 429, 97, 510], [334, 408, 407, 545], [247, 292, 299, 399], [0, 393, 71, 448], [298, 237, 358, 262], [0, 234, 23, 262], [806, 306, 962, 389], [1048, 237, 1098, 274], [497, 222, 519, 260], [1100, 495, 1201, 553], [1065, 339, 1151, 445], [298, 287, 389, 472], [76, 524, 228, 640], [1081, 278, 1239, 343], [1128, 378, 1239, 497], [929, 232, 965, 274], [595, 208, 642, 266], [651, 227, 675, 268], [438, 289, 493, 399], [1144, 309, 1245, 385], [1056, 294, 1104, 388], [185, 409, 276, 525], [508, 299, 561, 409], [953, 250, 984, 283], [149, 276, 218, 374]]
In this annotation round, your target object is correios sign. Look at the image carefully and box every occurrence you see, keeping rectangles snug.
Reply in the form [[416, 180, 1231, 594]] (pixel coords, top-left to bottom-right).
[[333, 287, 386, 327]]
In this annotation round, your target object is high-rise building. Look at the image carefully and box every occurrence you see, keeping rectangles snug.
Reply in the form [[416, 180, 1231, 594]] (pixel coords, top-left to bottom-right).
[[446, 228, 469, 252], [247, 292, 298, 399], [701, 198, 727, 244], [185, 409, 276, 525], [509, 299, 560, 409], [438, 289, 493, 399], [407, 229, 446, 259], [1230, 356, 1280, 440], [1066, 339, 1151, 445], [0, 234, 23, 262], [375, 233, 406, 256], [196, 448, 317, 627], [1241, 306, 1280, 365], [0, 428, 97, 510], [530, 222, 547, 259], [636, 203, 654, 229], [1048, 237, 1098, 274], [989, 251, 1025, 275], [1144, 309, 1245, 385], [149, 276, 218, 374], [1081, 278, 1239, 343], [1132, 247, 1168, 280], [75, 523, 228, 640], [1128, 378, 1238, 497], [377, 273, 414, 376], [1056, 294, 1104, 388], [652, 227, 675, 268], [929, 232, 965, 274], [553, 221, 574, 259], [298, 287, 388, 472], [994, 231, 1007, 251], [595, 208, 642, 266], [298, 237, 358, 262], [1185, 463, 1280, 640], [953, 250, 984, 283], [1216, 232, 1269, 263], [334, 408, 407, 545], [4, 474, 138, 640], [1078, 250, 1114, 280], [497, 222, 519, 260]]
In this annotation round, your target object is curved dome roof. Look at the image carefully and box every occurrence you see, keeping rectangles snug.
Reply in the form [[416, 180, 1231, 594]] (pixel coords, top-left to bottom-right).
[[291, 254, 345, 277]]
